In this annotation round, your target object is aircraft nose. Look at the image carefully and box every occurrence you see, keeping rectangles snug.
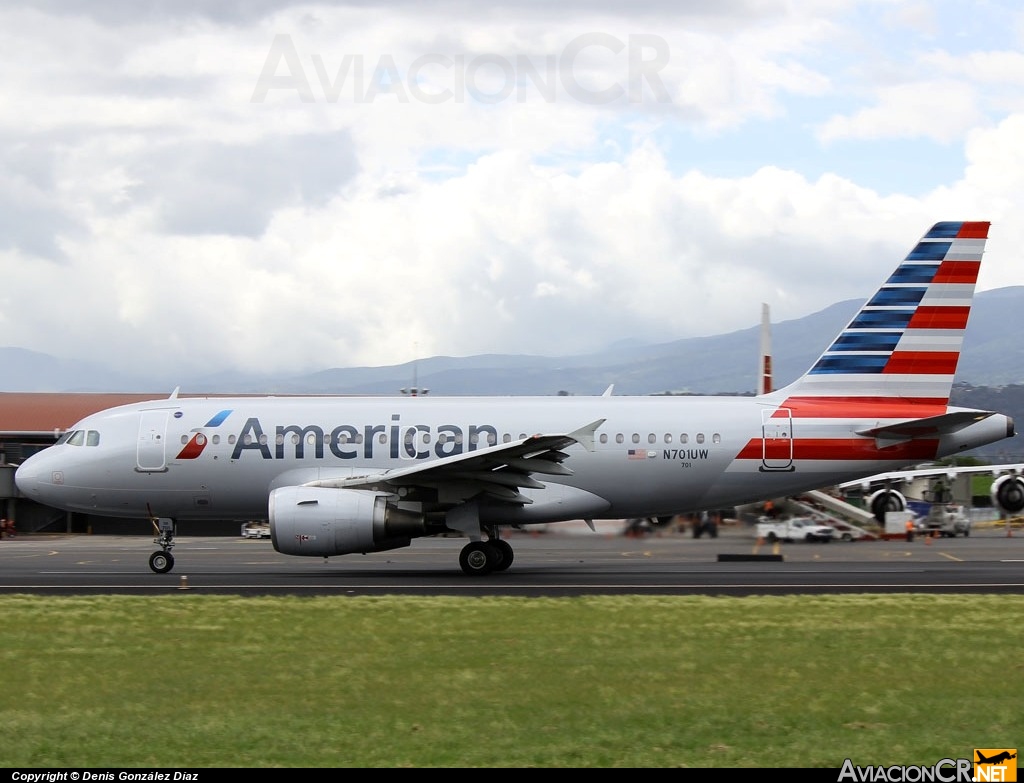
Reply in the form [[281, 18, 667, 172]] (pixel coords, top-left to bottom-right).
[[14, 454, 58, 501]]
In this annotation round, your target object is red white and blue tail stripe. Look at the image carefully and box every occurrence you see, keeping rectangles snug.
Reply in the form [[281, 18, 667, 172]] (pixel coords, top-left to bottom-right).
[[771, 221, 989, 410]]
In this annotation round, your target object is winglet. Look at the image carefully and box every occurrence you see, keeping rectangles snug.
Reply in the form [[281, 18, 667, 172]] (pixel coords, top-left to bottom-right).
[[569, 419, 605, 452], [602, 385, 614, 397], [169, 386, 180, 400], [584, 519, 596, 532]]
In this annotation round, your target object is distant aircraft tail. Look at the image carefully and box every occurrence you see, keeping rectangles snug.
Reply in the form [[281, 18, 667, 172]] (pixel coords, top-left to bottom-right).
[[758, 302, 772, 396], [771, 221, 990, 412]]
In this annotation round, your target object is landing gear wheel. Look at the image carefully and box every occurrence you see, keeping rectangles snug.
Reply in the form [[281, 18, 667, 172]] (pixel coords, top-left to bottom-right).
[[460, 541, 498, 576], [491, 540, 514, 572], [149, 551, 175, 574]]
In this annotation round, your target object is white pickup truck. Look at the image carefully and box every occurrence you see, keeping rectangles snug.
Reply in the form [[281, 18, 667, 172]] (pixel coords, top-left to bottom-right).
[[918, 504, 972, 538], [756, 517, 835, 543], [241, 522, 272, 539]]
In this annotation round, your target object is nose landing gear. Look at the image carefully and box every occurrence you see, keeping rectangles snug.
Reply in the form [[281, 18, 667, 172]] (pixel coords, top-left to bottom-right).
[[149, 517, 176, 574]]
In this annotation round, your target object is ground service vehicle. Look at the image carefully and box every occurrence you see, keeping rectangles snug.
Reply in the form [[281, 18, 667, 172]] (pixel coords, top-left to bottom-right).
[[918, 504, 971, 537], [756, 517, 835, 543]]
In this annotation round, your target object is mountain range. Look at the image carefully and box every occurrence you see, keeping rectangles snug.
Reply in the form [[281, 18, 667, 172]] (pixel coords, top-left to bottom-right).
[[3, 286, 1024, 396]]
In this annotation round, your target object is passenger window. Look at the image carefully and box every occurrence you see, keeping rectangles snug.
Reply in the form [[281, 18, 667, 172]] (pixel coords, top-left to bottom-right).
[[647, 433, 656, 444], [696, 433, 705, 444], [663, 434, 672, 443], [615, 433, 624, 444], [680, 434, 688, 444], [631, 433, 640, 444], [712, 433, 721, 444]]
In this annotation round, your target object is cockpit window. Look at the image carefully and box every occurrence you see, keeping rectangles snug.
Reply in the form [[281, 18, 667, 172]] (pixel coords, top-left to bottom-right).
[[56, 429, 100, 446]]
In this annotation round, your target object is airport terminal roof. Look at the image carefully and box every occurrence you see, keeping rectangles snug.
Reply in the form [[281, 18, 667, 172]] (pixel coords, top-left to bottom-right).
[[0, 391, 345, 436], [0, 393, 164, 435]]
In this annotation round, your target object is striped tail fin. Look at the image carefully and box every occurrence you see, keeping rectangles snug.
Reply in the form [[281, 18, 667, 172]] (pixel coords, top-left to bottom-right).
[[772, 220, 989, 412]]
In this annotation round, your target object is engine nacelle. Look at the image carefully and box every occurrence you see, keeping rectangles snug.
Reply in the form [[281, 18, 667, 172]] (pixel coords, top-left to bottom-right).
[[991, 474, 1024, 515], [269, 486, 427, 557], [867, 488, 907, 523]]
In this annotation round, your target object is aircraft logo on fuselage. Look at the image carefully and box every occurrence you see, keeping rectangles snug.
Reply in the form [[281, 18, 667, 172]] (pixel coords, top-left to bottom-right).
[[174, 409, 234, 460]]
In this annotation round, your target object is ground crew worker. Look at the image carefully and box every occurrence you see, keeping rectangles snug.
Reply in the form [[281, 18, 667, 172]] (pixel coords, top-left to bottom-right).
[[905, 517, 915, 542]]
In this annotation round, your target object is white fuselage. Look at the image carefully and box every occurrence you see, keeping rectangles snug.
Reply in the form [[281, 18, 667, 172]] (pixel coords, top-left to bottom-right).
[[14, 394, 1012, 525]]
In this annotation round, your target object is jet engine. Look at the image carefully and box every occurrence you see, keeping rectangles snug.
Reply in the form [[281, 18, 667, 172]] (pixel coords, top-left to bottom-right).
[[991, 474, 1024, 515], [269, 486, 428, 557], [867, 488, 907, 523]]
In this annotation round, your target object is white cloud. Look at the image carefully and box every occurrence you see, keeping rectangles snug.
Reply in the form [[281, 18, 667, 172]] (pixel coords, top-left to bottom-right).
[[2, 1, 1024, 384], [817, 80, 982, 144]]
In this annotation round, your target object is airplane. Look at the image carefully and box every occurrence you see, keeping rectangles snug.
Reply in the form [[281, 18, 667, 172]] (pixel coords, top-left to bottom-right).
[[13, 220, 1018, 576], [976, 751, 1016, 765], [838, 461, 1024, 522]]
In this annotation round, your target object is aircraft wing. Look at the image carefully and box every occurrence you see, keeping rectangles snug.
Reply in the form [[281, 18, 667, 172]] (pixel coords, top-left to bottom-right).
[[837, 461, 1024, 490], [301, 418, 606, 505]]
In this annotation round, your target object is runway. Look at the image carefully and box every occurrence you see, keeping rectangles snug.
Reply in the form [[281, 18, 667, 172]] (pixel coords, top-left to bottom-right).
[[1, 523, 1023, 596]]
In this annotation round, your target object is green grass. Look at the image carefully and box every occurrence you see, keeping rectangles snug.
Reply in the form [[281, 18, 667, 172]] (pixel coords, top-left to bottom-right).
[[1, 594, 1021, 768]]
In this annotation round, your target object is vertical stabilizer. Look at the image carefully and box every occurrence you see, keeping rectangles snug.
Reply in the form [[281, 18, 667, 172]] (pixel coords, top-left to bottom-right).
[[758, 302, 772, 395], [771, 221, 989, 409]]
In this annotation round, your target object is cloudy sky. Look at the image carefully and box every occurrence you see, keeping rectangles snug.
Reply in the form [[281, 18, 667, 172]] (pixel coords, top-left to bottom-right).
[[2, 0, 1023, 380]]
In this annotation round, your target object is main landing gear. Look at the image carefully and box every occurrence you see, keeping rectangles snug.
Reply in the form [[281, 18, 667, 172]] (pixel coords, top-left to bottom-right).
[[149, 517, 176, 574], [459, 538, 514, 577]]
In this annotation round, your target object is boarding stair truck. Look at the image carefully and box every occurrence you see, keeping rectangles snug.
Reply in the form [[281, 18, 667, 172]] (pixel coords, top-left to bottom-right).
[[790, 491, 878, 540]]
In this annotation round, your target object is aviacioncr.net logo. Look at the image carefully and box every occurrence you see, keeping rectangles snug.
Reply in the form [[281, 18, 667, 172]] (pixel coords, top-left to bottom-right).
[[974, 749, 1017, 782], [838, 758, 973, 782]]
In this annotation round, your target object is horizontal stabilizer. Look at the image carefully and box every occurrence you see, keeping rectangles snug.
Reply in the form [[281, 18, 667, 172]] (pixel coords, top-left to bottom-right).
[[851, 409, 995, 446], [855, 410, 995, 441]]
